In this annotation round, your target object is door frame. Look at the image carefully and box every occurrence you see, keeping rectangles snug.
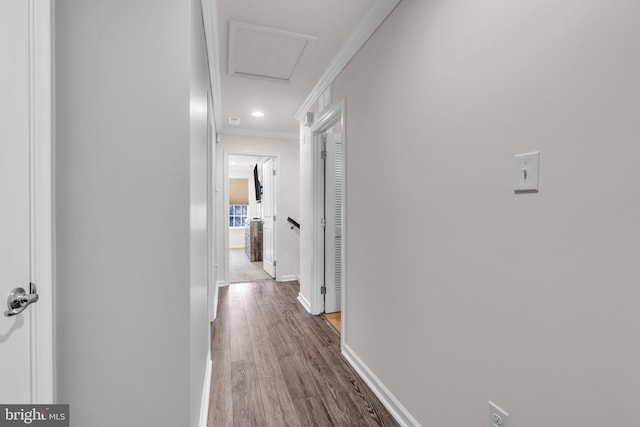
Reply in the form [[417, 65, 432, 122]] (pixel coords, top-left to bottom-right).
[[309, 99, 346, 344], [206, 92, 217, 321], [222, 150, 282, 285], [31, 0, 54, 403]]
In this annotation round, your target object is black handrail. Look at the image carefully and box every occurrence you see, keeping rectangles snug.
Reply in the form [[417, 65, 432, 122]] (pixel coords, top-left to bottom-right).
[[287, 217, 300, 230]]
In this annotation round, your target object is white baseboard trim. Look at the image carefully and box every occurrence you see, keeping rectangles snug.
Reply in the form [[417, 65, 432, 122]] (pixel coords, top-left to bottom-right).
[[342, 344, 420, 427], [216, 280, 228, 288], [199, 355, 212, 427], [210, 281, 219, 321], [296, 292, 312, 314], [229, 244, 245, 249], [279, 274, 299, 282]]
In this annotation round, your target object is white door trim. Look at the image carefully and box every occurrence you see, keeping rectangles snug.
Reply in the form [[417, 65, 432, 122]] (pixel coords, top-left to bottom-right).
[[31, 0, 54, 403], [206, 92, 218, 322], [223, 150, 282, 285], [309, 99, 347, 347], [260, 158, 276, 278]]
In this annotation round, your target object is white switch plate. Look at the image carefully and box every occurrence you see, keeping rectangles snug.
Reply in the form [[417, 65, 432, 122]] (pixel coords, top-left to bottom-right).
[[514, 151, 540, 192], [489, 401, 509, 427]]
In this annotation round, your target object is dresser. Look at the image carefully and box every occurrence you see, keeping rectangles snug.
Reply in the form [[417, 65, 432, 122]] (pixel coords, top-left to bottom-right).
[[245, 220, 263, 262]]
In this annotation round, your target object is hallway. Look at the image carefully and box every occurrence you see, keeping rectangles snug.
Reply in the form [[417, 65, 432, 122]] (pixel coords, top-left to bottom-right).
[[208, 281, 399, 426]]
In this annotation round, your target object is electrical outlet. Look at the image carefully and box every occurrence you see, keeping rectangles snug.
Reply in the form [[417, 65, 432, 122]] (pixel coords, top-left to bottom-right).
[[489, 401, 509, 427]]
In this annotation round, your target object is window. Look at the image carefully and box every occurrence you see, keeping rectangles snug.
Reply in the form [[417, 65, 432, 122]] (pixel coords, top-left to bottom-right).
[[229, 204, 248, 228]]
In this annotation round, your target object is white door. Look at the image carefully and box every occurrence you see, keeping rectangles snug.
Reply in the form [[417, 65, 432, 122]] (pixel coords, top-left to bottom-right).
[[261, 159, 276, 278], [324, 133, 344, 313], [0, 0, 38, 403]]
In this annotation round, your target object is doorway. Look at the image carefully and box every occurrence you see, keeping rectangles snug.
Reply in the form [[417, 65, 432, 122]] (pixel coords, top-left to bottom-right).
[[310, 100, 346, 336], [224, 152, 281, 284], [321, 131, 344, 314]]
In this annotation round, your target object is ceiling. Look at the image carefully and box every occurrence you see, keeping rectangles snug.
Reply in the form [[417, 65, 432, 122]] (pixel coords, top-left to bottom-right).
[[213, 0, 376, 138], [228, 155, 262, 174]]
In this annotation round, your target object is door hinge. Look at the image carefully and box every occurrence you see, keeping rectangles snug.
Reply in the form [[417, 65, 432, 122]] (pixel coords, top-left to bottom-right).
[[273, 215, 276, 221], [321, 134, 327, 159], [273, 260, 277, 267], [321, 286, 326, 295], [320, 218, 326, 228], [273, 169, 276, 176]]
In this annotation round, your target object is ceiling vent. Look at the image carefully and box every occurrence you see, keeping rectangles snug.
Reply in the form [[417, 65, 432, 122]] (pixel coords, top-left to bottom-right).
[[228, 116, 240, 125], [228, 20, 317, 84]]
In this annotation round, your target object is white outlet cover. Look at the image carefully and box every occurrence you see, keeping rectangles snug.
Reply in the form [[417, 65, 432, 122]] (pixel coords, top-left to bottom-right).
[[489, 401, 509, 427], [514, 151, 540, 192]]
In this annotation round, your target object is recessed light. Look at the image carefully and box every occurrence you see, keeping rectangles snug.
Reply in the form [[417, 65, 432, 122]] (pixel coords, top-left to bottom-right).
[[251, 111, 265, 118]]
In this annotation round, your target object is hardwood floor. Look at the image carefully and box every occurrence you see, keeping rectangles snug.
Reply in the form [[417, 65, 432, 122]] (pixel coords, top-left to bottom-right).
[[208, 281, 399, 427], [322, 312, 342, 334]]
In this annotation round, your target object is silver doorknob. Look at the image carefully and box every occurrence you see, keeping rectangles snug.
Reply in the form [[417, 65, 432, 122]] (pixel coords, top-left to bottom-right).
[[4, 283, 39, 317]]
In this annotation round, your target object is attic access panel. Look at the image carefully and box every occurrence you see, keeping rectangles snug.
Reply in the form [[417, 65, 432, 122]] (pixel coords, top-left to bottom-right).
[[228, 20, 317, 83]]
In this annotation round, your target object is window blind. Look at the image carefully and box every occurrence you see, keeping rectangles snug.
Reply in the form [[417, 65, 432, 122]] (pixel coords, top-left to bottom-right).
[[229, 178, 249, 205]]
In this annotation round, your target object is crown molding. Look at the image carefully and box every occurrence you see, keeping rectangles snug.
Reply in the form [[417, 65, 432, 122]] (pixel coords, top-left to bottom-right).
[[203, 0, 402, 131], [218, 126, 299, 141], [201, 0, 223, 131], [294, 0, 401, 122]]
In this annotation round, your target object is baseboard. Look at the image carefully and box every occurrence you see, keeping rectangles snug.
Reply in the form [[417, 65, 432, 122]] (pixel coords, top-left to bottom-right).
[[229, 244, 244, 249], [199, 355, 212, 427], [216, 280, 228, 288], [210, 281, 219, 321], [297, 292, 312, 314], [279, 274, 298, 282], [342, 344, 420, 427]]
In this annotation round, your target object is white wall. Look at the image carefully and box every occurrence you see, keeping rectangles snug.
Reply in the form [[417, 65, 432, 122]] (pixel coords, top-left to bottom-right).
[[303, 0, 640, 425], [55, 0, 210, 425], [216, 135, 300, 282], [228, 169, 253, 249], [229, 228, 245, 249]]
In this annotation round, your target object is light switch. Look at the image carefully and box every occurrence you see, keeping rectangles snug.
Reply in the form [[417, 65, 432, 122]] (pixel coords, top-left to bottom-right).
[[514, 151, 540, 192], [489, 401, 509, 427]]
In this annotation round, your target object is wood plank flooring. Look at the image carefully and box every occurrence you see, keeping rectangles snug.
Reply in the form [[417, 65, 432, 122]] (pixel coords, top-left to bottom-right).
[[208, 281, 399, 427], [322, 312, 342, 334]]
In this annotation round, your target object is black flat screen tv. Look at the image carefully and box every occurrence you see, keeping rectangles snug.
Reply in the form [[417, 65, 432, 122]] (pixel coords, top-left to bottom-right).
[[253, 165, 262, 203]]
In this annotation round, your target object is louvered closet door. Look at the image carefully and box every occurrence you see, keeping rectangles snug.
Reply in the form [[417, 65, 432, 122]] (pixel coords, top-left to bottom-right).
[[324, 133, 343, 313]]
